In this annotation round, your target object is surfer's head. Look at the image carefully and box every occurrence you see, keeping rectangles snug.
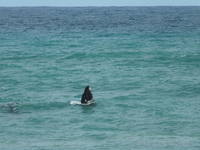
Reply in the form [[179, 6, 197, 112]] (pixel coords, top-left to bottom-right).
[[84, 86, 91, 94], [89, 86, 91, 92]]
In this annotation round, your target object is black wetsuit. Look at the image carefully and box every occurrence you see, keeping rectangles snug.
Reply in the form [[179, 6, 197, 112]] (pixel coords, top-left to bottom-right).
[[81, 86, 94, 104]]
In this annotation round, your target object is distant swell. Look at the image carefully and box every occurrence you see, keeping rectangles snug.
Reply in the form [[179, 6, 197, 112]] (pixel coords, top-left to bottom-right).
[[0, 102, 69, 113]]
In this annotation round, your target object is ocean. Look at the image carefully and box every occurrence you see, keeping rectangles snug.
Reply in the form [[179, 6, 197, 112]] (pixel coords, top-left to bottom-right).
[[0, 7, 200, 150]]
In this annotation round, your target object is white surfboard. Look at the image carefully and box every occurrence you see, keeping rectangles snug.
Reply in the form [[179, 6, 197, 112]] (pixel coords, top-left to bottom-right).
[[70, 100, 96, 105]]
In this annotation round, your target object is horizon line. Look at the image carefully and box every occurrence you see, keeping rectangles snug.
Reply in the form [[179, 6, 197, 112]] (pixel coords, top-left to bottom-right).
[[0, 5, 200, 7]]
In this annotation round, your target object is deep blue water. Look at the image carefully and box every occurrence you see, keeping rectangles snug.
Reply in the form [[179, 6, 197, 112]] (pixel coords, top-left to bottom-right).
[[0, 7, 200, 150]]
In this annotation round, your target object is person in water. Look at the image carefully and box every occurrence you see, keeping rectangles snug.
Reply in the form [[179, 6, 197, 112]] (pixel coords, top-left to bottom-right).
[[81, 86, 94, 104]]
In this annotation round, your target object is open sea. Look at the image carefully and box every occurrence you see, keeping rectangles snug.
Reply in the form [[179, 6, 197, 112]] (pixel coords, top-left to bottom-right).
[[0, 7, 200, 150]]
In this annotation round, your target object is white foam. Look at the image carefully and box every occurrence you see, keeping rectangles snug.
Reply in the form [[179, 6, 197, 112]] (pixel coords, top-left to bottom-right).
[[70, 101, 82, 105]]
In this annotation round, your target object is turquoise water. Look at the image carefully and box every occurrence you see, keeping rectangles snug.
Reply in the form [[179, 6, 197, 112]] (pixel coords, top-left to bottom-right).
[[0, 7, 200, 149]]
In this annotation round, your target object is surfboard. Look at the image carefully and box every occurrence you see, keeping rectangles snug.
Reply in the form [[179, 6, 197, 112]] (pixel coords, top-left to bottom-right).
[[70, 100, 96, 105]]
